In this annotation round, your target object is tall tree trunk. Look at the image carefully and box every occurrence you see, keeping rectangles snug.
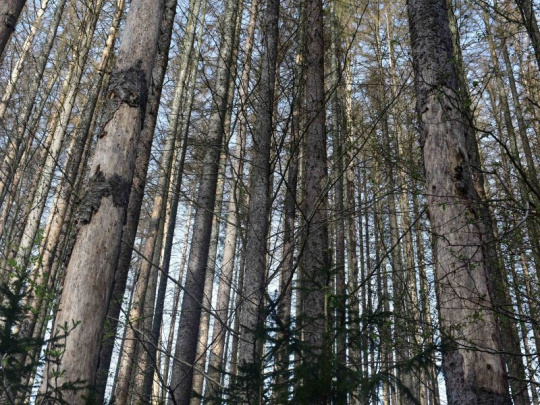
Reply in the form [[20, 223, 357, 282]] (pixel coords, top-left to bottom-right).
[[94, 0, 178, 399], [514, 0, 540, 70], [0, 0, 49, 120], [38, 0, 165, 401], [14, 0, 106, 272], [297, 0, 330, 401], [407, 0, 513, 402], [236, 0, 279, 400], [204, 0, 258, 396], [0, 0, 67, 211], [167, 0, 239, 401], [15, 3, 124, 394]]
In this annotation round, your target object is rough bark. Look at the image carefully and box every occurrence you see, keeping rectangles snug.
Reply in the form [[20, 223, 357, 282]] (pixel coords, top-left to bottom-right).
[[296, 0, 330, 401], [407, 0, 513, 402], [38, 0, 165, 401], [0, 0, 26, 60], [94, 0, 178, 399]]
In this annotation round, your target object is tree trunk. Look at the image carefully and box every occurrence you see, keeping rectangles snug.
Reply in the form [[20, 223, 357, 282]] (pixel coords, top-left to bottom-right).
[[514, 0, 540, 70], [0, 0, 26, 60], [235, 0, 279, 400], [407, 0, 513, 402], [38, 0, 165, 401], [94, 0, 178, 399], [167, 0, 239, 400], [297, 0, 330, 401], [0, 0, 66, 212]]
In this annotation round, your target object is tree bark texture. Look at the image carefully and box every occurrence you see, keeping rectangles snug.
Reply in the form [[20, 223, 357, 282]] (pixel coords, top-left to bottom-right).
[[408, 0, 513, 402], [39, 0, 165, 401], [0, 0, 26, 60]]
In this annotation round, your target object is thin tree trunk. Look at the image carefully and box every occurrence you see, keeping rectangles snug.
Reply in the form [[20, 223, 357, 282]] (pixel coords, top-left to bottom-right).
[[514, 0, 540, 70], [14, 0, 106, 272], [0, 0, 67, 212], [0, 0, 49, 120], [167, 0, 239, 400], [205, 0, 258, 396]]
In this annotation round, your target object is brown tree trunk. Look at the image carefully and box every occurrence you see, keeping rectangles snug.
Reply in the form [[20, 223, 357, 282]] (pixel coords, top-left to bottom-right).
[[94, 0, 178, 399], [38, 0, 165, 401], [297, 0, 330, 401], [235, 0, 279, 400]]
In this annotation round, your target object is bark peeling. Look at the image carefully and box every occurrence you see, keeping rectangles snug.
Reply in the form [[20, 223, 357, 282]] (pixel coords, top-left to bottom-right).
[[101, 61, 148, 131], [78, 167, 130, 224]]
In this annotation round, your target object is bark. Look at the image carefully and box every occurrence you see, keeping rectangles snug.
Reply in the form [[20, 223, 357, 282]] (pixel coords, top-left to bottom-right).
[[190, 153, 226, 405], [94, 0, 178, 399], [407, 0, 513, 402], [14, 3, 124, 395], [296, 0, 330, 401], [235, 0, 279, 400], [167, 0, 239, 400], [38, 0, 165, 401], [161, 200, 193, 403], [113, 29, 188, 401], [0, 0, 26, 60]]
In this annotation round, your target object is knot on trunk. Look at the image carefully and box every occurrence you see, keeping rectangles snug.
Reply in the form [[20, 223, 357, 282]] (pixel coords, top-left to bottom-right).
[[4, 12, 16, 29]]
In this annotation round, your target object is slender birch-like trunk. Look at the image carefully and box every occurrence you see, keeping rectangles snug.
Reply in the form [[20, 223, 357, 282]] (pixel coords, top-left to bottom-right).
[[0, 0, 67, 211], [14, 0, 106, 272]]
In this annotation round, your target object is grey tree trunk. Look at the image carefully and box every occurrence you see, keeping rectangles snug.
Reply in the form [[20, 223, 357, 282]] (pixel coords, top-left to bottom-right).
[[204, 0, 258, 396], [38, 0, 165, 401], [167, 0, 239, 401], [514, 0, 540, 70], [15, 3, 124, 394], [297, 0, 330, 401], [407, 0, 513, 402], [235, 0, 279, 400], [0, 0, 66, 212]]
